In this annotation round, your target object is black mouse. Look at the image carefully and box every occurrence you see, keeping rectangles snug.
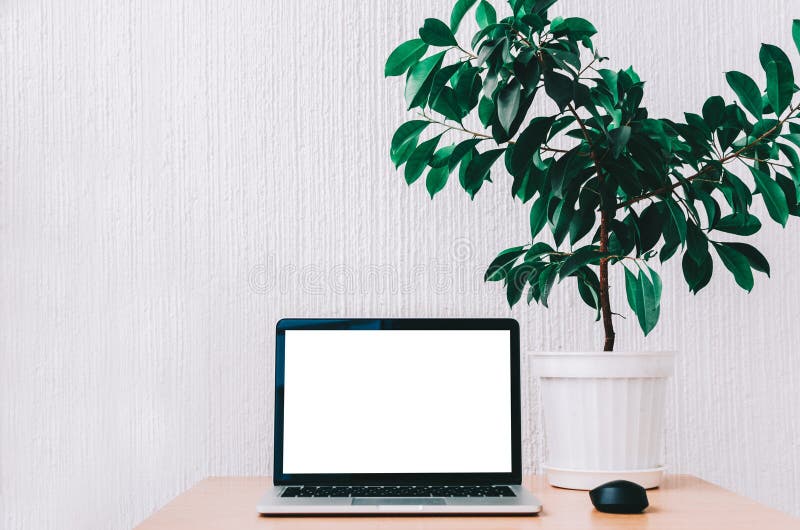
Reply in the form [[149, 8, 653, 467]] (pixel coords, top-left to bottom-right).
[[589, 480, 649, 514]]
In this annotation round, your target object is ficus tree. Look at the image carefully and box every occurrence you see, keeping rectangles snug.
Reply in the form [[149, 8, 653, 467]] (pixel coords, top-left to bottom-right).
[[385, 0, 800, 351]]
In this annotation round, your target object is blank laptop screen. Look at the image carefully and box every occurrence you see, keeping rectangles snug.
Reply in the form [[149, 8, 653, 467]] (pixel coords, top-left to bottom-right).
[[281, 329, 512, 474]]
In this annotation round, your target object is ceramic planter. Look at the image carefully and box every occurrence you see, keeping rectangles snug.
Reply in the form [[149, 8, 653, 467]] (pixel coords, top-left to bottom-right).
[[530, 351, 675, 490]]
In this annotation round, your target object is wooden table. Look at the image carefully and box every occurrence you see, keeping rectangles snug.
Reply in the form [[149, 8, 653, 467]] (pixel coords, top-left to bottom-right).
[[135, 475, 800, 529]]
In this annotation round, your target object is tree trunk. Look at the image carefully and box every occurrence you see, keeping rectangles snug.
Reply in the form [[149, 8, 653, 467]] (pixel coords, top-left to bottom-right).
[[598, 209, 615, 351]]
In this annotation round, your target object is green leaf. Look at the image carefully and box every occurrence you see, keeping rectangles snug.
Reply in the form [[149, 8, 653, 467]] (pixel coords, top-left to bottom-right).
[[764, 60, 794, 117], [569, 205, 595, 245], [793, 20, 800, 56], [404, 134, 442, 184], [782, 133, 800, 150], [506, 264, 533, 307], [778, 142, 800, 198], [550, 17, 597, 39], [685, 222, 708, 263], [715, 213, 762, 236], [664, 199, 688, 245], [475, 0, 497, 29], [576, 268, 601, 321], [531, 0, 558, 15], [748, 165, 789, 226], [559, 246, 601, 280], [497, 80, 521, 133], [625, 267, 640, 315], [514, 54, 541, 90], [696, 190, 721, 229], [702, 96, 725, 130], [529, 194, 548, 238], [463, 148, 505, 198], [478, 97, 494, 127], [431, 87, 464, 121], [405, 52, 445, 109], [714, 242, 754, 292], [636, 202, 663, 252], [457, 146, 477, 192], [385, 39, 429, 77], [724, 242, 770, 277], [548, 146, 589, 197], [419, 18, 457, 47], [685, 112, 712, 141], [750, 118, 781, 142], [390, 121, 430, 166], [544, 48, 580, 72], [454, 66, 482, 111], [428, 63, 462, 106], [391, 140, 418, 169], [609, 125, 632, 159], [725, 71, 763, 119], [511, 117, 555, 176], [524, 241, 555, 262], [682, 251, 713, 294], [450, 0, 479, 33], [538, 265, 558, 308], [485, 246, 527, 282], [448, 139, 483, 171], [717, 104, 744, 150], [760, 44, 794, 115], [625, 267, 661, 336], [544, 70, 573, 110], [476, 37, 504, 67], [547, 116, 576, 141], [430, 145, 456, 168], [426, 164, 450, 198], [776, 172, 800, 215], [549, 199, 574, 247], [721, 170, 753, 213]]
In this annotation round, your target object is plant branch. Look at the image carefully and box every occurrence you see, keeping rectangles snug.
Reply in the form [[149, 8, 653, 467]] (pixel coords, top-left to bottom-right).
[[616, 102, 800, 209], [420, 113, 493, 140], [578, 56, 599, 77], [508, 27, 533, 48], [454, 44, 477, 60], [567, 103, 594, 148], [421, 113, 578, 156], [568, 103, 615, 351]]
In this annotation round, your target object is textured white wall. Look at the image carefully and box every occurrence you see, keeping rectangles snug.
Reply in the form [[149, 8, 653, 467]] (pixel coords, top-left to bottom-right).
[[2, 1, 799, 528]]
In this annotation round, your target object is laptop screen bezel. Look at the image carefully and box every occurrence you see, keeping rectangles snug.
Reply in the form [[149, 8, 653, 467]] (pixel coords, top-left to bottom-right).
[[272, 318, 521, 486]]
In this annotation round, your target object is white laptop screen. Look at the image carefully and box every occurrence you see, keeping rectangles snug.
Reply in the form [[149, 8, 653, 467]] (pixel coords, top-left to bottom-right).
[[281, 329, 512, 474]]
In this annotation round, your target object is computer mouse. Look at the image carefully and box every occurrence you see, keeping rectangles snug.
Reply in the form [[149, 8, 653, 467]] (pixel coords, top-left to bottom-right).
[[589, 480, 649, 514]]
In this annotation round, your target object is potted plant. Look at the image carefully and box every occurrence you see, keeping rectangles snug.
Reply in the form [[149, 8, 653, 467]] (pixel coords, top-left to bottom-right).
[[385, 0, 800, 489]]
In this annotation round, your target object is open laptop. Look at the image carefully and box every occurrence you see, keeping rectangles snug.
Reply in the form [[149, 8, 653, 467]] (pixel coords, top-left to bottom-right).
[[257, 318, 542, 515]]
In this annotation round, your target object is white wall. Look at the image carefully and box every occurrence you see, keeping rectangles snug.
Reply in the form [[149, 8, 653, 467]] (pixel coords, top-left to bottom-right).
[[2, 1, 799, 528]]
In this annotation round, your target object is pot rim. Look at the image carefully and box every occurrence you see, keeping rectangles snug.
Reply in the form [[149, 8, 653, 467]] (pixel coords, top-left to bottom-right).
[[528, 351, 675, 357]]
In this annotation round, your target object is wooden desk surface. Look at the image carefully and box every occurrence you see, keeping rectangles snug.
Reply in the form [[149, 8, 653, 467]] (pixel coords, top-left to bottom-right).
[[135, 475, 800, 529]]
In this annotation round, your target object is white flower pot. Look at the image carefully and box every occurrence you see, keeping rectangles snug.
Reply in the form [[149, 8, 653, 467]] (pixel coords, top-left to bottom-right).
[[530, 351, 674, 490]]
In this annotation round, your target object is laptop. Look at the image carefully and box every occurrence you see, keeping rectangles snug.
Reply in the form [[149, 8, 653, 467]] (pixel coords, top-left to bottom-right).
[[257, 318, 542, 515]]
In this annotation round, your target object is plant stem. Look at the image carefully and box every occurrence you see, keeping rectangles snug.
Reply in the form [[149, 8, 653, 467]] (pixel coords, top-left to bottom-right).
[[568, 104, 615, 351], [599, 202, 615, 352], [419, 114, 571, 155], [454, 45, 477, 60]]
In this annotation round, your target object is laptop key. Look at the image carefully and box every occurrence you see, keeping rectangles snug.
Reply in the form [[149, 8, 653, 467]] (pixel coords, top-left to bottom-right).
[[289, 485, 517, 498], [281, 487, 302, 498]]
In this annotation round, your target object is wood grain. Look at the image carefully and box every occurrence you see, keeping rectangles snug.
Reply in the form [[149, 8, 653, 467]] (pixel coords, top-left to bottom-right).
[[134, 475, 800, 530]]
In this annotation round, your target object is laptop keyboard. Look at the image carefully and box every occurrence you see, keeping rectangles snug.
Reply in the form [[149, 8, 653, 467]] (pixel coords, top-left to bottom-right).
[[281, 485, 516, 498]]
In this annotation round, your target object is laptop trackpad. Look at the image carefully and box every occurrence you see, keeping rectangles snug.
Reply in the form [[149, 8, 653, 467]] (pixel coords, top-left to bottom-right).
[[352, 498, 446, 505]]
